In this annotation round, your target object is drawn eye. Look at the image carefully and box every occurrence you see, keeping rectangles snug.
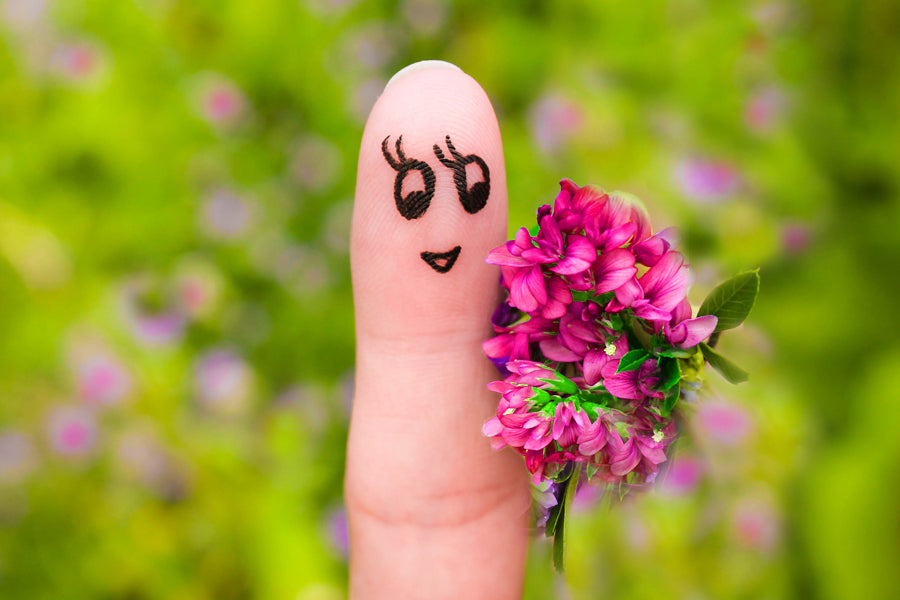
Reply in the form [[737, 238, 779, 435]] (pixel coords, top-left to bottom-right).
[[382, 135, 435, 220], [433, 135, 491, 214]]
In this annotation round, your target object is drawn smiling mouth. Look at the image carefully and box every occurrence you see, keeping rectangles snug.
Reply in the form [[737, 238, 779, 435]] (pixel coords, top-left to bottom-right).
[[420, 245, 461, 273]]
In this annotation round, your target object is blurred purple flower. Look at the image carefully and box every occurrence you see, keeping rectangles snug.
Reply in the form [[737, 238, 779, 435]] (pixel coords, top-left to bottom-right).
[[339, 370, 355, 420], [745, 86, 788, 134], [532, 479, 557, 528], [696, 400, 754, 446], [674, 156, 740, 202], [116, 431, 190, 501], [194, 349, 253, 414], [274, 382, 330, 431], [289, 135, 343, 194], [781, 221, 813, 255], [174, 256, 223, 319], [348, 77, 386, 123], [305, 0, 362, 18], [660, 453, 705, 496], [337, 23, 399, 72], [325, 504, 349, 559], [46, 406, 98, 457], [1, 0, 48, 29], [199, 187, 256, 240], [0, 430, 38, 483], [51, 39, 105, 83], [250, 234, 331, 296], [76, 353, 133, 406], [733, 497, 781, 552], [529, 92, 585, 155], [191, 73, 248, 127], [119, 278, 187, 346], [322, 200, 352, 255], [401, 0, 450, 37]]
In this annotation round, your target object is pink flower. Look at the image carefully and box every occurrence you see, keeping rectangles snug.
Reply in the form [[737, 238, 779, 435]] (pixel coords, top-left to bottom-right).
[[582, 335, 628, 386], [551, 403, 582, 448], [661, 454, 705, 496], [675, 157, 740, 202], [76, 354, 132, 406], [609, 251, 689, 323], [47, 407, 97, 457], [529, 93, 584, 155], [696, 400, 754, 445], [664, 299, 718, 348], [603, 359, 663, 401], [521, 213, 595, 276], [592, 248, 637, 294]]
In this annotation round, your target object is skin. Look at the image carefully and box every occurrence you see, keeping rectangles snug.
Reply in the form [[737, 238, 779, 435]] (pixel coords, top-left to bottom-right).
[[346, 62, 531, 599]]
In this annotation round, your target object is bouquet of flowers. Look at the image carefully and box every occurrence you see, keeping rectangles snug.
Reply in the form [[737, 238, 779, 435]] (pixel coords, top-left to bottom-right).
[[482, 179, 759, 569]]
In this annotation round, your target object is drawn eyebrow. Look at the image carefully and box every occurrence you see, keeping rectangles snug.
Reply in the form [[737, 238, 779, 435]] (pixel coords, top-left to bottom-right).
[[382, 135, 435, 220], [433, 135, 490, 215]]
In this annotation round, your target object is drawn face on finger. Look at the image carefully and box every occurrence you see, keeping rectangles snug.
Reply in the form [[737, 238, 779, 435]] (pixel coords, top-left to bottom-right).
[[381, 134, 491, 274]]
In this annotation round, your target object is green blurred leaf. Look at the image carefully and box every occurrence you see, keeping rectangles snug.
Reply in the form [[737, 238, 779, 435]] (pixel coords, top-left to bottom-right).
[[700, 342, 749, 384]]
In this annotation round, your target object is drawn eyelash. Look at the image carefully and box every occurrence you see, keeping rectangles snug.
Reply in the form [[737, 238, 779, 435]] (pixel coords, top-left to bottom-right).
[[433, 135, 490, 214], [382, 135, 435, 220]]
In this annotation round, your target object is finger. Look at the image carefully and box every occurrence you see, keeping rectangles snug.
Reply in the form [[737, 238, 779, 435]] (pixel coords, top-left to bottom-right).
[[346, 61, 530, 599]]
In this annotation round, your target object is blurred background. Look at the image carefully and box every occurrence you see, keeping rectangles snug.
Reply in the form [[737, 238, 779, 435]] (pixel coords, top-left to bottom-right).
[[1, 0, 898, 598]]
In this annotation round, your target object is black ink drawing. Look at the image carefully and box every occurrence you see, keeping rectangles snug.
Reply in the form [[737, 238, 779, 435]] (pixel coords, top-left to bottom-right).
[[382, 135, 435, 220], [420, 246, 462, 274], [433, 135, 490, 215], [382, 134, 490, 274]]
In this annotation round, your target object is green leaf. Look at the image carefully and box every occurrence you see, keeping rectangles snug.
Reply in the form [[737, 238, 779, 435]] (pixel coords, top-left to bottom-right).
[[655, 347, 693, 358], [538, 373, 579, 396], [662, 388, 678, 416], [528, 224, 540, 237], [616, 349, 651, 373], [552, 467, 580, 572], [699, 343, 750, 384], [698, 269, 760, 333], [658, 357, 681, 391]]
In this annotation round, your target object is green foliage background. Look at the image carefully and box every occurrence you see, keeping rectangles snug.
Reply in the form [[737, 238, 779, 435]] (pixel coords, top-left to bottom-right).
[[1, 1, 898, 598]]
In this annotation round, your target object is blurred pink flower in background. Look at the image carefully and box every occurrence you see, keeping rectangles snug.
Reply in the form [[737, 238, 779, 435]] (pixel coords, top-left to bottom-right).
[[194, 349, 253, 415], [76, 353, 133, 406], [1, 0, 48, 29], [46, 407, 98, 457], [322, 200, 352, 255], [347, 77, 385, 123], [745, 86, 789, 134], [325, 504, 349, 559], [116, 431, 190, 501], [337, 22, 400, 72], [660, 453, 705, 496], [50, 39, 106, 83], [174, 256, 224, 319], [119, 277, 187, 346], [274, 382, 330, 431], [0, 430, 38, 483], [401, 0, 450, 37], [733, 497, 781, 553], [305, 0, 361, 19], [191, 73, 249, 128], [781, 221, 813, 255], [199, 187, 256, 241], [289, 134, 343, 194], [674, 156, 740, 202], [249, 234, 331, 296], [528, 92, 585, 155], [696, 400, 755, 446]]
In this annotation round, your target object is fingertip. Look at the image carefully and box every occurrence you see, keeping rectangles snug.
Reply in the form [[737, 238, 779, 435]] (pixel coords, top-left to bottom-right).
[[352, 60, 507, 342]]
